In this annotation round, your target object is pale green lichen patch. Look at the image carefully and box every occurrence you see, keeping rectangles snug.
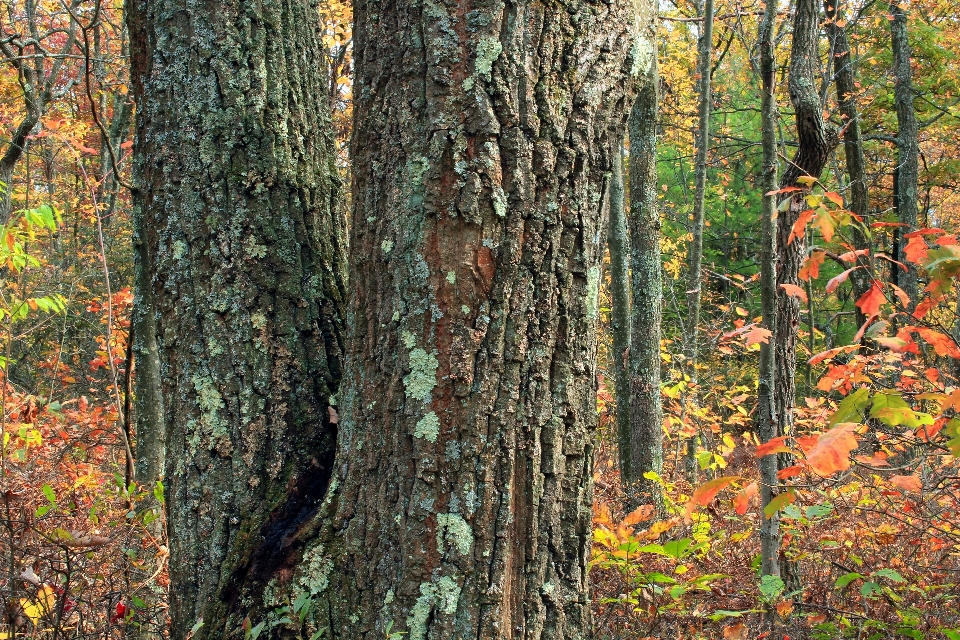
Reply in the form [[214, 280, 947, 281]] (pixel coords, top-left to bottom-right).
[[414, 411, 440, 442], [586, 265, 601, 320], [446, 271, 456, 284], [404, 577, 461, 640], [631, 32, 655, 76], [251, 311, 268, 330], [461, 305, 470, 315], [435, 576, 461, 615], [384, 589, 395, 605], [296, 544, 333, 597], [436, 512, 473, 557], [474, 36, 502, 80], [382, 239, 394, 254], [404, 348, 439, 402], [192, 374, 225, 439], [401, 330, 417, 350], [173, 240, 189, 260], [244, 235, 267, 258]]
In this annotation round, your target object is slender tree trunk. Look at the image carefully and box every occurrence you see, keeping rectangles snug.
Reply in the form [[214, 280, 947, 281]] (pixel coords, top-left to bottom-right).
[[627, 16, 664, 512], [774, 0, 838, 591], [126, 1, 346, 637], [609, 141, 633, 486], [825, 0, 872, 328], [323, 0, 639, 636], [683, 0, 715, 481], [890, 0, 919, 309], [757, 0, 781, 581]]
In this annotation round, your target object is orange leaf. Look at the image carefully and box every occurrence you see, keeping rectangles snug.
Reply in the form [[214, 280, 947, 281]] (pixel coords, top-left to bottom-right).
[[912, 297, 936, 320], [733, 481, 759, 515], [890, 284, 911, 308], [916, 328, 960, 358], [799, 250, 826, 281], [684, 476, 739, 523], [780, 284, 808, 303], [903, 235, 929, 264], [744, 326, 772, 346], [855, 282, 885, 316], [804, 423, 859, 476], [855, 452, 889, 466], [621, 504, 655, 527], [814, 211, 837, 242], [838, 248, 869, 262], [778, 465, 804, 479], [824, 191, 844, 206], [789, 209, 816, 245], [889, 474, 922, 493], [826, 267, 857, 293], [755, 436, 790, 457], [723, 623, 748, 640]]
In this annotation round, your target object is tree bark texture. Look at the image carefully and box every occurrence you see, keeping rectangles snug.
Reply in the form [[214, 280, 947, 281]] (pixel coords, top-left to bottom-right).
[[627, 19, 663, 511], [890, 0, 919, 308], [324, 0, 641, 637], [825, 0, 872, 328], [126, 1, 346, 637], [608, 141, 633, 485], [683, 0, 715, 372], [756, 0, 781, 579], [776, 0, 838, 440]]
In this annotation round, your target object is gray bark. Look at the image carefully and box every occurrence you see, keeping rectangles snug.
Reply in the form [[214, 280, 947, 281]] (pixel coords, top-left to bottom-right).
[[825, 0, 872, 328], [757, 0, 781, 581], [126, 1, 346, 637], [320, 0, 640, 636], [890, 0, 919, 308], [609, 141, 633, 487], [627, 27, 664, 512]]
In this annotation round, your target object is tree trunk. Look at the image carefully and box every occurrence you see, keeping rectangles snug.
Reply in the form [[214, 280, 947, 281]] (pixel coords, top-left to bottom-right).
[[609, 141, 633, 488], [126, 1, 346, 637], [627, 18, 664, 512], [890, 0, 919, 309], [324, 0, 639, 636], [682, 0, 715, 482], [774, 0, 838, 591], [756, 0, 781, 581], [825, 0, 872, 329]]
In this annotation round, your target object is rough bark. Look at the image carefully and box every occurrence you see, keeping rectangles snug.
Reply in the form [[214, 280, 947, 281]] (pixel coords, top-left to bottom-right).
[[776, 0, 838, 442], [890, 0, 919, 309], [608, 141, 633, 485], [683, 0, 715, 373], [757, 0, 781, 580], [774, 0, 838, 592], [126, 1, 346, 637], [825, 0, 872, 328], [627, 25, 664, 512], [322, 0, 640, 636]]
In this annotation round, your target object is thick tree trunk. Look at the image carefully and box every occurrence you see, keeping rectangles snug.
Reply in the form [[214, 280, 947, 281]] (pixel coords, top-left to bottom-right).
[[890, 0, 919, 309], [757, 0, 781, 580], [126, 1, 346, 637], [323, 0, 639, 636], [825, 0, 872, 328], [627, 22, 664, 512], [609, 141, 632, 487]]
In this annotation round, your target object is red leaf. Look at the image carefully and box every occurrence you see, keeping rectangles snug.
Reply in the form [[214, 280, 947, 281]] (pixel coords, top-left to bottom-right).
[[903, 235, 929, 264], [916, 327, 960, 358], [755, 436, 791, 457], [744, 326, 772, 346], [733, 482, 759, 515], [912, 297, 936, 319], [824, 191, 844, 206], [889, 474, 922, 493], [903, 227, 945, 237], [685, 476, 739, 523], [777, 465, 804, 479], [803, 423, 859, 476], [789, 209, 816, 245], [855, 282, 885, 316], [838, 248, 869, 262], [799, 250, 826, 281], [780, 283, 808, 303], [826, 267, 858, 293]]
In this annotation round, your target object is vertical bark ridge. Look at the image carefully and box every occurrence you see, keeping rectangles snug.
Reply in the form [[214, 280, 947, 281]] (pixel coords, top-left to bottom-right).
[[127, 0, 346, 636], [327, 0, 639, 637]]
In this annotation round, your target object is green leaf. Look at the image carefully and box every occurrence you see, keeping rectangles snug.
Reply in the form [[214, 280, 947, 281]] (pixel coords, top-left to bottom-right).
[[941, 630, 960, 640], [759, 575, 785, 601], [835, 572, 863, 588], [829, 387, 871, 425], [662, 538, 693, 559], [861, 581, 882, 598], [764, 490, 795, 519], [873, 568, 904, 582], [806, 503, 834, 518], [42, 484, 56, 504]]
